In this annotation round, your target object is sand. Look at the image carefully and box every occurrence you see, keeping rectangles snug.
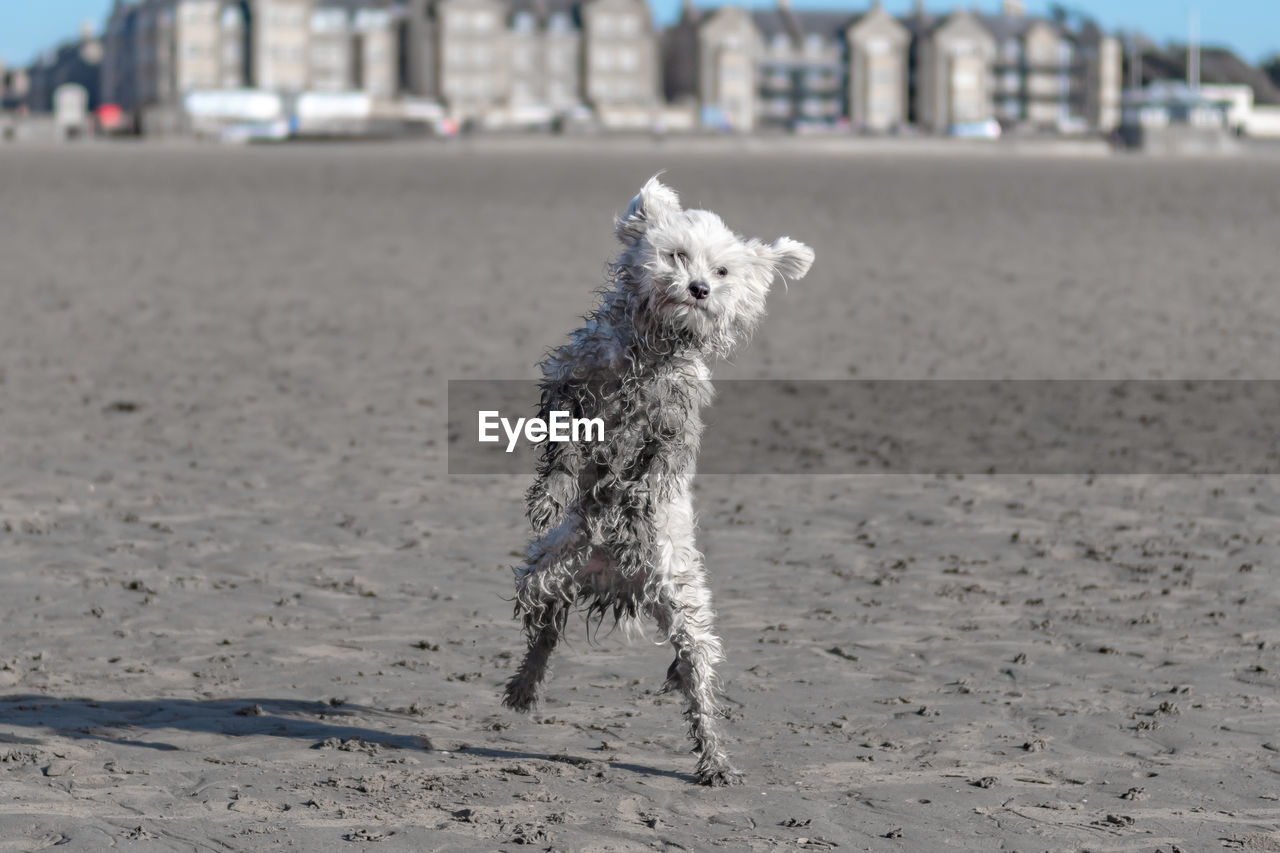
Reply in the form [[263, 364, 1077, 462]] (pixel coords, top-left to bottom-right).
[[0, 140, 1278, 851]]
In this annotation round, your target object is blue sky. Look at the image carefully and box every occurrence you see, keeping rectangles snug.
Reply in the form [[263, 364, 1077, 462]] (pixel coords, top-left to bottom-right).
[[1, 0, 1276, 67]]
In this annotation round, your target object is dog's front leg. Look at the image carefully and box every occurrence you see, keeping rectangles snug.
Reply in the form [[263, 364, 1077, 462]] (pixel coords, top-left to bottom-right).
[[525, 437, 582, 536]]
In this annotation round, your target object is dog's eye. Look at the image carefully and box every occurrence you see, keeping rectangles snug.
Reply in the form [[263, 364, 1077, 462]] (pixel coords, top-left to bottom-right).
[[715, 267, 729, 278], [671, 249, 689, 265]]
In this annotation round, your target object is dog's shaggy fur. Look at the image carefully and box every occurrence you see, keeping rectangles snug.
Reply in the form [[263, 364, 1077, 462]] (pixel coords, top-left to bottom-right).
[[502, 177, 814, 785]]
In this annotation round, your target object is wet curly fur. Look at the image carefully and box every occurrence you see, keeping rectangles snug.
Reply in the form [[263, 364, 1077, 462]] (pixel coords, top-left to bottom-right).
[[501, 176, 814, 786]]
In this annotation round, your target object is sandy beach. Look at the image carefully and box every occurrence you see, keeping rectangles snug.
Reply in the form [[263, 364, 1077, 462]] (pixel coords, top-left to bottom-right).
[[0, 141, 1278, 851]]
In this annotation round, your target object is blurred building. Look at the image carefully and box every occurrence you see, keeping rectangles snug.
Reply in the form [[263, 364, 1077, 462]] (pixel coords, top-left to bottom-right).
[[0, 62, 21, 111], [1072, 22, 1121, 133], [847, 3, 910, 131], [97, 0, 658, 130], [581, 0, 661, 128], [662, 5, 760, 131], [751, 5, 848, 130], [19, 0, 1128, 135], [906, 8, 996, 133], [504, 0, 585, 121], [309, 1, 398, 97], [23, 22, 104, 114], [666, 1, 1119, 136], [1117, 79, 1239, 153], [982, 7, 1071, 129], [977, 0, 1120, 133], [410, 0, 507, 121], [667, 3, 990, 135], [103, 0, 244, 114], [664, 0, 910, 133], [399, 0, 658, 128], [103, 0, 397, 116]]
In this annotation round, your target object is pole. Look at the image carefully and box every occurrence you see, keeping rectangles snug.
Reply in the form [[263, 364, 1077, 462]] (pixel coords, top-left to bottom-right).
[[1188, 6, 1200, 90]]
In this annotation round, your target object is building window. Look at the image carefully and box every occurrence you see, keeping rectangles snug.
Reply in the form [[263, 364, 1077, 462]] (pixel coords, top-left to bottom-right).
[[354, 10, 389, 30], [512, 11, 535, 32], [313, 42, 339, 62], [548, 12, 572, 33], [954, 97, 981, 120], [454, 11, 470, 31], [770, 33, 789, 56], [311, 9, 348, 32], [804, 34, 824, 57], [870, 94, 895, 114]]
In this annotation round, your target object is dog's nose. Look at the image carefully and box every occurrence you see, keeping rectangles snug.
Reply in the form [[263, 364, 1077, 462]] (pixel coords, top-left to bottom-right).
[[688, 280, 710, 301]]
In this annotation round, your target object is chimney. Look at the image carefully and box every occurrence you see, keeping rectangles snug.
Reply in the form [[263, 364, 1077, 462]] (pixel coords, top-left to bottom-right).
[[1003, 0, 1025, 16]]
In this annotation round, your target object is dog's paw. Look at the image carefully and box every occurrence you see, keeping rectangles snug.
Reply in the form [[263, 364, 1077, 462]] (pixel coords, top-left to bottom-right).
[[696, 766, 743, 787], [501, 686, 537, 714]]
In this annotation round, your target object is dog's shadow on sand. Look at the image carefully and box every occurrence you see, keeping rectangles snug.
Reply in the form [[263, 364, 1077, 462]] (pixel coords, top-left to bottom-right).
[[0, 694, 427, 753], [0, 694, 692, 782]]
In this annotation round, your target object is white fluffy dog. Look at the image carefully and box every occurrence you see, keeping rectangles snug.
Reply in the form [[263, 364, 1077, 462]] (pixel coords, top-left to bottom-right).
[[502, 176, 814, 785]]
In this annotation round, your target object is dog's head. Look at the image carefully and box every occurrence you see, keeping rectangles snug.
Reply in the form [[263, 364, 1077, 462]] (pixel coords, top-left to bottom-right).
[[614, 175, 814, 356]]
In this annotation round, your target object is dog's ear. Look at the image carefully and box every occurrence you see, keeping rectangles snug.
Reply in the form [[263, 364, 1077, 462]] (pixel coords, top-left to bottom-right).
[[752, 237, 815, 283], [616, 175, 682, 244]]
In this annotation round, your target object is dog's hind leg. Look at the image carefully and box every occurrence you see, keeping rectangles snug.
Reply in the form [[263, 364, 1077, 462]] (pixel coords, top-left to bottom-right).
[[503, 600, 569, 712], [648, 501, 741, 786], [651, 579, 741, 786], [503, 515, 590, 712]]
